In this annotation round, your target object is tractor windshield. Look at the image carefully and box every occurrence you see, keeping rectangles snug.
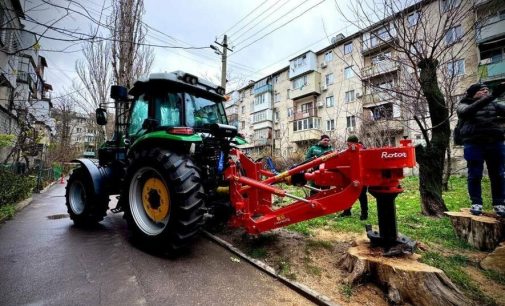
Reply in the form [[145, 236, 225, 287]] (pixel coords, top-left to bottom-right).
[[184, 93, 227, 127], [127, 91, 227, 136]]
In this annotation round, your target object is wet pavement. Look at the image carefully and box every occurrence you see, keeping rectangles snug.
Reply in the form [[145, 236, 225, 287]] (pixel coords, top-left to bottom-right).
[[0, 182, 312, 305]]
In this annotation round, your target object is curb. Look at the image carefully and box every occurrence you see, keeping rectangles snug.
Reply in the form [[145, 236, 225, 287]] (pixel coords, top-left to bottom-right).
[[203, 230, 338, 306], [0, 197, 33, 224]]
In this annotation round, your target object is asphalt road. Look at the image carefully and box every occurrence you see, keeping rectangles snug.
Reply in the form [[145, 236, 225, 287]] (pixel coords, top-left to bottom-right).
[[0, 182, 313, 306]]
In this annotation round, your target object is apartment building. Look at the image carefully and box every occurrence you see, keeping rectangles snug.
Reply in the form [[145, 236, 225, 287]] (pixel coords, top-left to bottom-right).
[[0, 0, 54, 164], [234, 0, 505, 160]]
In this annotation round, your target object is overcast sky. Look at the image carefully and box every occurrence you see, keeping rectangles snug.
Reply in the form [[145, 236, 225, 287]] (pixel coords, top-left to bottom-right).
[[25, 0, 358, 96]]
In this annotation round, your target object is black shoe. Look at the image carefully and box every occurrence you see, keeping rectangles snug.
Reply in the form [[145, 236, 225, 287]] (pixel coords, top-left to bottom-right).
[[340, 210, 351, 217]]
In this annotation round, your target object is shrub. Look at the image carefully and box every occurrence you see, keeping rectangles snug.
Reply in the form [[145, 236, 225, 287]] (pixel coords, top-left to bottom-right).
[[0, 168, 36, 206]]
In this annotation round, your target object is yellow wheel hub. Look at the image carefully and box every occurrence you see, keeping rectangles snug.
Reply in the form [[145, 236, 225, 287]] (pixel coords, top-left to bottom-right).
[[142, 177, 170, 222]]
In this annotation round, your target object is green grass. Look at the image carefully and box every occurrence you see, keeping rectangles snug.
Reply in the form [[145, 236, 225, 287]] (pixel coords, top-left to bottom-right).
[[0, 204, 16, 220], [280, 175, 502, 303]]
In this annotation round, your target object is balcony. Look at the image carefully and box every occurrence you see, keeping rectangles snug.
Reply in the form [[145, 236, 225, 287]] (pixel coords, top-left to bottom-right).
[[290, 72, 321, 100], [292, 108, 317, 120], [361, 61, 399, 79], [253, 84, 273, 95], [478, 59, 505, 82], [476, 17, 505, 44], [362, 32, 396, 55], [361, 92, 396, 107], [291, 129, 322, 143], [362, 119, 404, 134]]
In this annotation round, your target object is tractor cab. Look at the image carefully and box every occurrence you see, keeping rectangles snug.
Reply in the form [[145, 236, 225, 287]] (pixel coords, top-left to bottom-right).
[[126, 75, 229, 141]]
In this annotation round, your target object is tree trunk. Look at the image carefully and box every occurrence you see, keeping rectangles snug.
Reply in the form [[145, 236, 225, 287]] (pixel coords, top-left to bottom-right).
[[416, 58, 450, 216]]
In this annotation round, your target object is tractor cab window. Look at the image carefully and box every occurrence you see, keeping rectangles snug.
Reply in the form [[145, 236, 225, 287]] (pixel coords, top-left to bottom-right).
[[184, 94, 227, 127], [155, 92, 181, 127], [128, 95, 149, 135]]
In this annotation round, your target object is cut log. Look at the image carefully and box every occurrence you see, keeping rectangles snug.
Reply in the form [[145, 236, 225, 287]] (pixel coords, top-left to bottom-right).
[[444, 208, 505, 250], [338, 239, 468, 305]]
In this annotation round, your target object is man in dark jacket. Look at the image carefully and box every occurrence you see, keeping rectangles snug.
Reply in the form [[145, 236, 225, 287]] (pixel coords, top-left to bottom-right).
[[457, 82, 505, 217]]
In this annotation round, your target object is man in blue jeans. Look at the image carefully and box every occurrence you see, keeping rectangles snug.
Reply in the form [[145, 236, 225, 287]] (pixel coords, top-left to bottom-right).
[[457, 82, 505, 217]]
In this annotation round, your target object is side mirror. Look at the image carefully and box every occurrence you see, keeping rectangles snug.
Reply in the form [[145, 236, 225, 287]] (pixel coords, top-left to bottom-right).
[[110, 85, 128, 100], [96, 108, 107, 125]]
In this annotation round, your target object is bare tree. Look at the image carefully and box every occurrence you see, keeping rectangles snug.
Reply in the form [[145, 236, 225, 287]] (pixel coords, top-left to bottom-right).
[[109, 0, 154, 88], [47, 95, 81, 163], [334, 0, 483, 216]]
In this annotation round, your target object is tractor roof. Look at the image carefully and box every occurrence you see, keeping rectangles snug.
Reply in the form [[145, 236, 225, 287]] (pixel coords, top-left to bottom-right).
[[130, 71, 226, 100]]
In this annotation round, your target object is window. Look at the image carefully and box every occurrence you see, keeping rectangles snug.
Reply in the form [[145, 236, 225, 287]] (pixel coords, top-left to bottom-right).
[[445, 25, 462, 44], [344, 42, 353, 55], [274, 129, 281, 139], [344, 66, 354, 79], [372, 51, 391, 64], [326, 96, 334, 107], [407, 12, 419, 27], [274, 92, 281, 103], [274, 110, 280, 121], [241, 105, 245, 114], [325, 73, 334, 85], [346, 116, 356, 128], [293, 117, 321, 131], [287, 107, 294, 117], [241, 121, 245, 129], [252, 110, 268, 123], [292, 75, 307, 89], [128, 96, 149, 135], [301, 103, 311, 113], [326, 119, 335, 131], [448, 59, 465, 76], [345, 90, 355, 103], [272, 75, 279, 84], [324, 51, 333, 62], [370, 103, 394, 120], [442, 0, 461, 12]]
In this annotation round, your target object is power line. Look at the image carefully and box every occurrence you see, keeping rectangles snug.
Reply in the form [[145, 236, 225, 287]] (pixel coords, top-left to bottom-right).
[[218, 0, 270, 38], [228, 0, 286, 39], [229, 0, 291, 43], [230, 0, 328, 56]]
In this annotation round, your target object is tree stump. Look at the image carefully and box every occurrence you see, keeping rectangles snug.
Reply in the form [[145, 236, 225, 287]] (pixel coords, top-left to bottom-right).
[[481, 242, 505, 274], [444, 208, 505, 250], [338, 239, 468, 305]]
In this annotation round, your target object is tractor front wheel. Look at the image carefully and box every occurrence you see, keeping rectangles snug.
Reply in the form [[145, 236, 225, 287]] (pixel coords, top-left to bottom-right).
[[123, 149, 205, 251], [65, 167, 109, 226]]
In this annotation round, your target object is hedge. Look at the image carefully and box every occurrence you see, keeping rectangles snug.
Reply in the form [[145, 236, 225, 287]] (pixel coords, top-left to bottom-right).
[[0, 168, 36, 206]]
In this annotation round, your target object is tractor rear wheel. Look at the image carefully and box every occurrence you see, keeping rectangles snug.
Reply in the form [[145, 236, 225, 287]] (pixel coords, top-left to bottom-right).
[[65, 167, 109, 226], [123, 149, 205, 251]]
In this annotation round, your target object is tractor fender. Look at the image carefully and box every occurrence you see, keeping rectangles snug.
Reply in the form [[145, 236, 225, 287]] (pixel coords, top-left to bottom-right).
[[72, 158, 114, 197]]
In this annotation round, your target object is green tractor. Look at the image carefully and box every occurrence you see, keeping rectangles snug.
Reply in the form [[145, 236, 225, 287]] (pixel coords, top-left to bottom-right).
[[65, 71, 243, 250]]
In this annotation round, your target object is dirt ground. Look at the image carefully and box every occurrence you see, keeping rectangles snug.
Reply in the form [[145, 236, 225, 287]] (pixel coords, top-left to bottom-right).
[[215, 227, 505, 306]]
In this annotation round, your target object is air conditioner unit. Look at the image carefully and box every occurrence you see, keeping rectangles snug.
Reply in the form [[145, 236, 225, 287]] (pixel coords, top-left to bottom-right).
[[274, 119, 279, 124], [320, 62, 327, 68], [356, 92, 362, 98], [480, 58, 492, 65], [317, 101, 324, 108], [321, 84, 328, 91]]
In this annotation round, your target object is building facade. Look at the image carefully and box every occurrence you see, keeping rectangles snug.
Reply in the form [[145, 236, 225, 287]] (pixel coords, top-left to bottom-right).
[[233, 0, 505, 162]]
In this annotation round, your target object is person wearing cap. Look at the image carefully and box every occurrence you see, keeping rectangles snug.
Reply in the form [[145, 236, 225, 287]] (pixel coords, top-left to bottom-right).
[[340, 135, 369, 220], [305, 134, 333, 195], [457, 82, 505, 217]]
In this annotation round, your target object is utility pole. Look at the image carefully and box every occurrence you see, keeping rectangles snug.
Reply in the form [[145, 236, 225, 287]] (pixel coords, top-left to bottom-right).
[[211, 35, 233, 91]]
